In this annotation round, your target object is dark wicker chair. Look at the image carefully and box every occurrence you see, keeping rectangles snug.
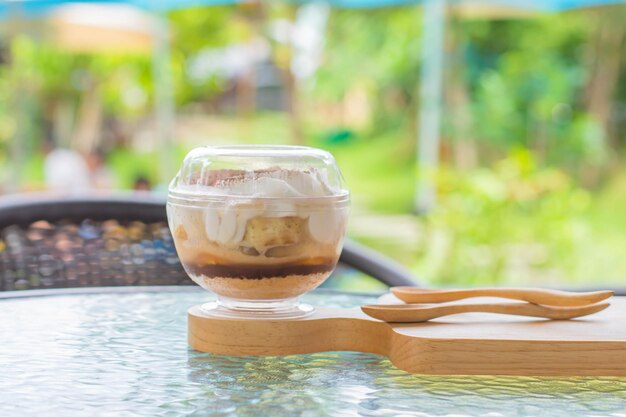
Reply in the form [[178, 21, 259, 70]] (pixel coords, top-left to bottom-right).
[[0, 194, 418, 292]]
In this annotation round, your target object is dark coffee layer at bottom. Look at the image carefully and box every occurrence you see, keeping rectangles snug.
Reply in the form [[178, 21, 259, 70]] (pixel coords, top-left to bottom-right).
[[183, 261, 336, 279]]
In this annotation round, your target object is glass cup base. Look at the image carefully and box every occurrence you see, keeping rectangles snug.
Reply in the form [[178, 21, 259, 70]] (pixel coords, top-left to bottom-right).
[[201, 296, 314, 320]]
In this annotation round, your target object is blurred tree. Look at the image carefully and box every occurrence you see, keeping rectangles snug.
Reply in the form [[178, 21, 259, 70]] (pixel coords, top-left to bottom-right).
[[2, 2, 626, 191], [458, 13, 612, 176], [313, 5, 626, 180], [582, 6, 626, 158], [167, 5, 247, 107], [0, 5, 245, 170], [265, 1, 304, 144], [313, 6, 422, 137], [445, 10, 477, 170]]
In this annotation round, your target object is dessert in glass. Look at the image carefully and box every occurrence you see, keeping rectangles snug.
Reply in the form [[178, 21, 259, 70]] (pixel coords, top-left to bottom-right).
[[167, 145, 349, 319]]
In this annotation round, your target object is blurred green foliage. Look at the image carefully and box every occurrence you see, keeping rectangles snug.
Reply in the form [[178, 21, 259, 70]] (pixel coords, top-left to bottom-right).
[[319, 131, 603, 286], [1, 3, 625, 286], [420, 149, 591, 285], [464, 16, 609, 168]]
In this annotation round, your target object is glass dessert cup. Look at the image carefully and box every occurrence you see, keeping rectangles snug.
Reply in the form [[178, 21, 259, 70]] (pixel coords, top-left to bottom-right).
[[167, 145, 349, 319]]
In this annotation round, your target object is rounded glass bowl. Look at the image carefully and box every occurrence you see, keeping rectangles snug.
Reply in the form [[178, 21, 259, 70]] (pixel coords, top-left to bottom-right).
[[167, 145, 349, 318]]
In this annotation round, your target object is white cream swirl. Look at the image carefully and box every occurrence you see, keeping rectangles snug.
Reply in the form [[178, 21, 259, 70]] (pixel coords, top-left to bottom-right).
[[199, 169, 341, 247]]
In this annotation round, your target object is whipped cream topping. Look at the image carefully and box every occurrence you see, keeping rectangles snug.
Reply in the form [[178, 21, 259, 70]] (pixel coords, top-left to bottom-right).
[[172, 168, 346, 249], [180, 168, 339, 198]]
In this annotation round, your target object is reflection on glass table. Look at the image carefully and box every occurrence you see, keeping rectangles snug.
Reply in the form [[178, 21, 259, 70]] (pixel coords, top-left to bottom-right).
[[1, 288, 625, 417]]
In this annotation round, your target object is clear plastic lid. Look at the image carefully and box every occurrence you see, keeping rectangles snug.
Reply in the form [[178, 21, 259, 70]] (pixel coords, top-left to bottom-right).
[[168, 145, 349, 205]]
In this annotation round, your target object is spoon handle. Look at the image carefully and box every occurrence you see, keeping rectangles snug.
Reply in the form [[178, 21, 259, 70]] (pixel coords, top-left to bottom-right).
[[361, 302, 611, 323], [391, 287, 614, 306]]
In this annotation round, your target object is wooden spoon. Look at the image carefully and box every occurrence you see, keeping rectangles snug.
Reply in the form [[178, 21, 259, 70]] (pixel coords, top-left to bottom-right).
[[361, 301, 611, 323], [391, 287, 614, 307]]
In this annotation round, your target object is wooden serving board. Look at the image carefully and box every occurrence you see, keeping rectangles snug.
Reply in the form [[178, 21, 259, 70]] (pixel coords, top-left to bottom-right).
[[188, 295, 626, 376]]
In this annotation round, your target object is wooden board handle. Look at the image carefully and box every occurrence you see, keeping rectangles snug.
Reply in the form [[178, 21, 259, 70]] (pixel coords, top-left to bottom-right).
[[188, 301, 626, 376]]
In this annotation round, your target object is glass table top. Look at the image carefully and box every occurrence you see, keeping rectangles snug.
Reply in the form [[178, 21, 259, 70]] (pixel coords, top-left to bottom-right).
[[1, 288, 625, 417]]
